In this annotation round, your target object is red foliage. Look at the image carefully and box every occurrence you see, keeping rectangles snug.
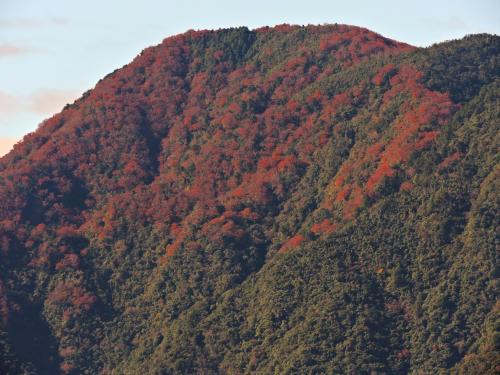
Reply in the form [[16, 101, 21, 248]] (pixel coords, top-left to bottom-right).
[[319, 32, 347, 52], [277, 155, 300, 172], [56, 226, 79, 239], [0, 25, 444, 295], [213, 50, 224, 60], [286, 99, 300, 112], [438, 152, 461, 171], [334, 174, 346, 188], [239, 207, 258, 220], [400, 181, 414, 192], [60, 362, 74, 374], [311, 219, 337, 235], [279, 234, 304, 253], [397, 349, 411, 360], [372, 64, 396, 85], [59, 346, 76, 358], [231, 186, 246, 198], [165, 240, 181, 257], [365, 142, 385, 161], [343, 185, 364, 219], [363, 66, 454, 196], [331, 92, 351, 110], [219, 113, 237, 129], [47, 280, 96, 314], [55, 253, 80, 270], [335, 186, 351, 202], [415, 131, 439, 149], [306, 90, 323, 105], [366, 162, 395, 196], [31, 223, 47, 237]]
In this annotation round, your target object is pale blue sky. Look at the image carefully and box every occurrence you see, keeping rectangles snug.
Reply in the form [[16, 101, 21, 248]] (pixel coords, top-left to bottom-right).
[[0, 0, 498, 155]]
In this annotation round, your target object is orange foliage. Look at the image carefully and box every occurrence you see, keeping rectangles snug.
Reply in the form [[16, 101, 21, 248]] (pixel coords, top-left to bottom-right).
[[438, 152, 461, 170], [415, 131, 439, 149], [277, 155, 299, 172], [343, 185, 364, 219], [55, 253, 80, 270], [279, 234, 304, 253], [0, 26, 437, 308], [60, 362, 74, 374], [400, 181, 414, 192], [311, 219, 338, 235], [366, 162, 395, 196], [47, 280, 96, 313], [335, 186, 351, 202], [372, 64, 395, 85]]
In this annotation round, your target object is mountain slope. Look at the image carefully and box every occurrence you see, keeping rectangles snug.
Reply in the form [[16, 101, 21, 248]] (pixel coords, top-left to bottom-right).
[[0, 25, 498, 374]]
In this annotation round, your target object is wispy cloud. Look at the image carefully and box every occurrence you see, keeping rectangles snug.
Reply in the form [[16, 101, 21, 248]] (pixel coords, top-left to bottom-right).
[[0, 89, 80, 119], [0, 89, 81, 154], [0, 90, 22, 114], [0, 43, 40, 57], [29, 89, 80, 115]]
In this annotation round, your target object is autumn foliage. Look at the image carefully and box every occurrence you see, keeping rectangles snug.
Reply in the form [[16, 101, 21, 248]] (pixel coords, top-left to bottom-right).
[[0, 23, 455, 287], [279, 234, 304, 253]]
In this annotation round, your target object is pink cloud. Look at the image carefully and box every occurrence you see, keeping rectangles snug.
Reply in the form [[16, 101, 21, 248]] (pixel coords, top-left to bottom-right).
[[0, 43, 36, 57], [0, 137, 19, 157], [0, 91, 22, 115], [0, 89, 80, 117], [29, 89, 80, 115], [0, 90, 80, 144]]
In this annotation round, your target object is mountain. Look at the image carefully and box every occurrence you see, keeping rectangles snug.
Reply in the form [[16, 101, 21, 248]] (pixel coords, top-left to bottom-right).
[[0, 24, 498, 374]]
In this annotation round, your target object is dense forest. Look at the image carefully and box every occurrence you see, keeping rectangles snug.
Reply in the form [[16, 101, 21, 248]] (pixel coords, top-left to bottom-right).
[[0, 24, 498, 374]]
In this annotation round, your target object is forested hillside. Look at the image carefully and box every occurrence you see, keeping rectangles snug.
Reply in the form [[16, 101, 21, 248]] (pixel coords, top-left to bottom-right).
[[0, 24, 498, 374]]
